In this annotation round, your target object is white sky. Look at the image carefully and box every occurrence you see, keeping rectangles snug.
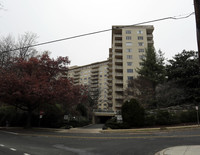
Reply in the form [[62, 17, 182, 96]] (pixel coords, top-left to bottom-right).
[[0, 0, 197, 66]]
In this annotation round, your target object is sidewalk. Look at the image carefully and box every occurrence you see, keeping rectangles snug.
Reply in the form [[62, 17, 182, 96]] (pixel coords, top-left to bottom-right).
[[58, 128, 102, 133], [155, 145, 200, 155]]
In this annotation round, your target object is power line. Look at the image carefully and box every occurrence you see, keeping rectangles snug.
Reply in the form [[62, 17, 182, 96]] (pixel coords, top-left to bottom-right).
[[2, 12, 195, 53]]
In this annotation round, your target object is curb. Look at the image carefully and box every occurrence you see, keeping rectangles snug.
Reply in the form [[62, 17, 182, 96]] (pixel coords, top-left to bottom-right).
[[100, 125, 200, 133]]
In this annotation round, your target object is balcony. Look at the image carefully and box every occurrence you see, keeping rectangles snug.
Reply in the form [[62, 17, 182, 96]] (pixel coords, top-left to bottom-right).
[[91, 69, 99, 73], [115, 35, 122, 41], [115, 73, 123, 77], [115, 66, 123, 70], [115, 80, 123, 84], [147, 34, 153, 38], [148, 40, 154, 47], [107, 82, 112, 87], [108, 89, 112, 93], [115, 87, 123, 92], [115, 40, 122, 43], [115, 52, 122, 58], [91, 72, 98, 76], [74, 69, 81, 73], [90, 84, 98, 88], [115, 59, 123, 63], [90, 88, 98, 92], [107, 95, 112, 100], [74, 73, 80, 77], [115, 104, 122, 108], [115, 34, 122, 37], [91, 76, 98, 80], [115, 95, 123, 100], [91, 80, 98, 84], [147, 27, 154, 35], [115, 46, 122, 53], [115, 46, 122, 50], [108, 62, 112, 67], [73, 80, 80, 84], [115, 40, 122, 47], [73, 76, 80, 80]]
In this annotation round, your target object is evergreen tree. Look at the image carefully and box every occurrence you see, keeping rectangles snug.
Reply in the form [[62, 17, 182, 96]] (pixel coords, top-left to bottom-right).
[[121, 99, 145, 127], [166, 50, 200, 105], [137, 47, 166, 85], [134, 47, 166, 107]]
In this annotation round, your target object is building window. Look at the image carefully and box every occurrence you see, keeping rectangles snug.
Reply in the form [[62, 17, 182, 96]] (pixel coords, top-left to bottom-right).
[[139, 62, 143, 66], [127, 69, 133, 73], [127, 62, 132, 66], [139, 55, 145, 60], [139, 49, 145, 53], [126, 36, 131, 40], [126, 42, 132, 46], [138, 42, 144, 46], [138, 36, 143, 40], [126, 49, 132, 52], [126, 30, 131, 34], [127, 55, 132, 59], [137, 30, 143, 34], [128, 76, 134, 80]]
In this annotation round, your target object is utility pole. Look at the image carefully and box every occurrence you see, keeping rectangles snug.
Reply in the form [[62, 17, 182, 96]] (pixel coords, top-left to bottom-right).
[[194, 0, 200, 64]]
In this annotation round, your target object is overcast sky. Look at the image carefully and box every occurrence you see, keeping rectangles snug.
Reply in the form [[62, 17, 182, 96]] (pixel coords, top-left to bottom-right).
[[0, 0, 197, 66]]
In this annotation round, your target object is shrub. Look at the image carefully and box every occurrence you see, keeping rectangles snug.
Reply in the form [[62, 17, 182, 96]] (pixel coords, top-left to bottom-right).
[[144, 113, 156, 126], [179, 110, 197, 123], [0, 106, 25, 126], [155, 110, 180, 125], [40, 104, 64, 128], [155, 110, 171, 125], [66, 117, 89, 128], [121, 99, 145, 127]]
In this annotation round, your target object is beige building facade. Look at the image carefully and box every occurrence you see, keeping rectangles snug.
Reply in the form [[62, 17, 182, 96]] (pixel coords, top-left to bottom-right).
[[68, 60, 109, 111], [108, 25, 154, 114], [68, 25, 154, 117]]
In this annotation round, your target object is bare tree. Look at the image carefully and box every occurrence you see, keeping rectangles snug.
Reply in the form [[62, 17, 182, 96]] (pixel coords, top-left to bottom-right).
[[0, 35, 15, 67], [16, 32, 38, 60], [0, 32, 38, 67]]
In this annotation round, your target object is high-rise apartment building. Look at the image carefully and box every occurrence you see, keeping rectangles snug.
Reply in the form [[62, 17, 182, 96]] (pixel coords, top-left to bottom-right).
[[68, 60, 109, 111], [68, 25, 154, 121], [108, 25, 154, 114]]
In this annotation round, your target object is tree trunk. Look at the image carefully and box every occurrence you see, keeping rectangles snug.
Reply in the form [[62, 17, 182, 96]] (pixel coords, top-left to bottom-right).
[[26, 110, 32, 128]]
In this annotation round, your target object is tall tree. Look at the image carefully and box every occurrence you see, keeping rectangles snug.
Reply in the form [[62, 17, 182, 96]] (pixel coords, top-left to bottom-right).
[[0, 53, 87, 127], [131, 47, 166, 107], [166, 50, 200, 105], [137, 47, 166, 85]]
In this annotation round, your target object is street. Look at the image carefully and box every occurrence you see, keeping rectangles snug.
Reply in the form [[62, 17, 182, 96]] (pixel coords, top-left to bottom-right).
[[0, 126, 200, 155]]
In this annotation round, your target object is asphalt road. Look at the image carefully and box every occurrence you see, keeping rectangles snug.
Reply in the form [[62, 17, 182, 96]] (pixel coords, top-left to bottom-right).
[[0, 127, 200, 155]]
